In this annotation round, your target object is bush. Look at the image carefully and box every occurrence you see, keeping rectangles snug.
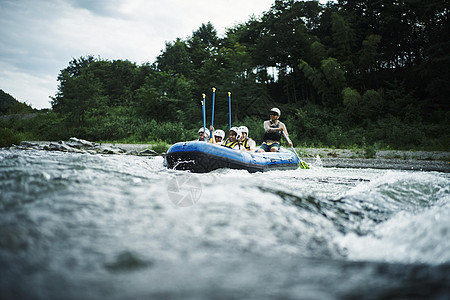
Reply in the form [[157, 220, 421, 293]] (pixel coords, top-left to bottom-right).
[[0, 112, 68, 142], [289, 104, 333, 146], [151, 142, 170, 154], [240, 116, 265, 144], [364, 145, 377, 158], [0, 128, 22, 147], [325, 125, 346, 148], [361, 89, 383, 120], [143, 120, 189, 143], [342, 87, 360, 109]]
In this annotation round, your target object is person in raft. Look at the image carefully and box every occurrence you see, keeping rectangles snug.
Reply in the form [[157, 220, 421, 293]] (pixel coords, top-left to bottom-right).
[[197, 127, 210, 142], [221, 127, 243, 150], [209, 126, 224, 144], [239, 126, 256, 152], [257, 107, 293, 152], [213, 129, 225, 144]]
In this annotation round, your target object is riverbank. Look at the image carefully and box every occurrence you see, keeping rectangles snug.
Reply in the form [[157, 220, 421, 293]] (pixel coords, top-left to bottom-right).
[[297, 147, 450, 161], [9, 139, 450, 172], [298, 147, 449, 172]]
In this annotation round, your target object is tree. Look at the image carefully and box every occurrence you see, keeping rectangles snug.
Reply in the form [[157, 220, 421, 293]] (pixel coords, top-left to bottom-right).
[[52, 57, 106, 124], [330, 12, 355, 74], [321, 57, 346, 102], [156, 39, 193, 77], [44, 1, 447, 149]]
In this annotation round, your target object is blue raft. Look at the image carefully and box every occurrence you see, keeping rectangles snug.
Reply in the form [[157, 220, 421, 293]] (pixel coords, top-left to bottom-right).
[[164, 141, 301, 173]]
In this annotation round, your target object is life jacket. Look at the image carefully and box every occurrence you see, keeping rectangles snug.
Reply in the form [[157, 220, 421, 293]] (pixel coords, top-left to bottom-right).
[[241, 138, 254, 150], [222, 139, 240, 149], [262, 121, 281, 142], [241, 138, 249, 150]]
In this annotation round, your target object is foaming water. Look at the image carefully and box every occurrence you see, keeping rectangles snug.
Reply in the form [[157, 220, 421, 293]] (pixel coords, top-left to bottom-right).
[[336, 171, 450, 265], [1, 149, 449, 299]]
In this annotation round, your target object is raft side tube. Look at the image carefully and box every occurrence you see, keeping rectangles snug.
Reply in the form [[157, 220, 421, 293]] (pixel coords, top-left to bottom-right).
[[164, 141, 299, 173]]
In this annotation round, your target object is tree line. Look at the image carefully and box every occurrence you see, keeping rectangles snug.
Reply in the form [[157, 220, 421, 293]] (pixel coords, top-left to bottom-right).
[[2, 0, 449, 150]]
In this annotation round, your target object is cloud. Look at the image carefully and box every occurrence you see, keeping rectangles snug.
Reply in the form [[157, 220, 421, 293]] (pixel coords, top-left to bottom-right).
[[66, 0, 124, 17], [0, 61, 57, 108], [0, 0, 275, 108]]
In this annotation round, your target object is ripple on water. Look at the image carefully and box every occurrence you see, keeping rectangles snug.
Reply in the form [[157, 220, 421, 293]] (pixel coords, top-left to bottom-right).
[[0, 149, 449, 299]]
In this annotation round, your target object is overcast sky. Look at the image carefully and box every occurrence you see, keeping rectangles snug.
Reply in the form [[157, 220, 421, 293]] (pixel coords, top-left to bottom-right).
[[1, 0, 324, 109]]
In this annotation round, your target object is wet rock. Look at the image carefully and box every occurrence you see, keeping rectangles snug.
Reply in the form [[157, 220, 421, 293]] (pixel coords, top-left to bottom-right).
[[16, 138, 134, 155], [10, 141, 45, 151], [44, 142, 69, 152], [137, 149, 159, 156], [42, 141, 85, 153], [99, 147, 126, 155], [66, 137, 97, 149], [19, 141, 40, 149]]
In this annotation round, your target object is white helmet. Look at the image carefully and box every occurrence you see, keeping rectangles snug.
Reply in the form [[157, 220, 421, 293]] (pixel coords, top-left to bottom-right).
[[239, 126, 248, 135], [229, 127, 242, 140], [214, 129, 225, 139], [198, 127, 210, 137], [270, 107, 281, 117]]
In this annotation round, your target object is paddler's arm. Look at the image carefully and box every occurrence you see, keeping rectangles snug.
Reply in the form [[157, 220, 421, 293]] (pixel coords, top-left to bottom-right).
[[209, 125, 217, 144]]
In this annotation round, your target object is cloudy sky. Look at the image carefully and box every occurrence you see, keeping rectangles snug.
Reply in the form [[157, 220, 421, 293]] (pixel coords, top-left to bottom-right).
[[1, 0, 327, 109]]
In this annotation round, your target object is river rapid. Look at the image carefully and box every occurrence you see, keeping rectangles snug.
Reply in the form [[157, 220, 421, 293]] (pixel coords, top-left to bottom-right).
[[1, 149, 449, 299]]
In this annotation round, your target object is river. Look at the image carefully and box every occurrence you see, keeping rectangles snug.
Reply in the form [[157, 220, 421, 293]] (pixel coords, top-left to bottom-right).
[[1, 149, 449, 299]]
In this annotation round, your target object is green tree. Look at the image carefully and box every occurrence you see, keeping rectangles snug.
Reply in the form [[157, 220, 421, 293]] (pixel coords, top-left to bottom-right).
[[321, 57, 346, 102], [52, 57, 106, 124], [43, 0, 448, 150], [156, 38, 193, 77], [361, 89, 383, 120], [359, 34, 381, 72], [342, 87, 360, 110]]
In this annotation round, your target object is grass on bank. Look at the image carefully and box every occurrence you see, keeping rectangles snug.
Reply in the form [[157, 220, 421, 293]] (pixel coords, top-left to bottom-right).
[[96, 139, 170, 154]]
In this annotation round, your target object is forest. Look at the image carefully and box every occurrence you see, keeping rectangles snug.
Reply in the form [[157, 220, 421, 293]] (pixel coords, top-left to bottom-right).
[[1, 0, 449, 150]]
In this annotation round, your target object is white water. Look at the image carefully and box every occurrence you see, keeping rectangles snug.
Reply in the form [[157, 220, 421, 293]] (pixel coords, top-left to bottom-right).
[[1, 149, 449, 299], [336, 171, 450, 265]]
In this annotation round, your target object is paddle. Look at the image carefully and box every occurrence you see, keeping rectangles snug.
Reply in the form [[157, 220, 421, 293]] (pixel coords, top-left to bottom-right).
[[228, 91, 231, 131], [202, 93, 206, 142], [282, 131, 310, 169], [211, 87, 216, 130]]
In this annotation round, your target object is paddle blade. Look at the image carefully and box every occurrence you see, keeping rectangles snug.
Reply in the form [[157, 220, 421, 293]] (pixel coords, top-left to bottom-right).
[[299, 161, 310, 169]]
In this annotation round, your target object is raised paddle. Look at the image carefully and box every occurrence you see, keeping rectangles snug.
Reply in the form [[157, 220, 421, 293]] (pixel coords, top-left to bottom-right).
[[211, 87, 216, 130], [202, 93, 206, 142], [228, 92, 231, 131]]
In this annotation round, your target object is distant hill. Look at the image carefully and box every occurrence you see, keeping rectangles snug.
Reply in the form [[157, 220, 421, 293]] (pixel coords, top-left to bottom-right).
[[0, 89, 35, 115]]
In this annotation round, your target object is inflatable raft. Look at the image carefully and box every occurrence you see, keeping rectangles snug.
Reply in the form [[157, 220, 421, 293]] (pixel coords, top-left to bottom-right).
[[164, 141, 305, 173]]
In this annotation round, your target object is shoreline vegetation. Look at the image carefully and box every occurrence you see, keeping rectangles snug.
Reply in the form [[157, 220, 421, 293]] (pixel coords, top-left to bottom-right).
[[1, 110, 447, 153]]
